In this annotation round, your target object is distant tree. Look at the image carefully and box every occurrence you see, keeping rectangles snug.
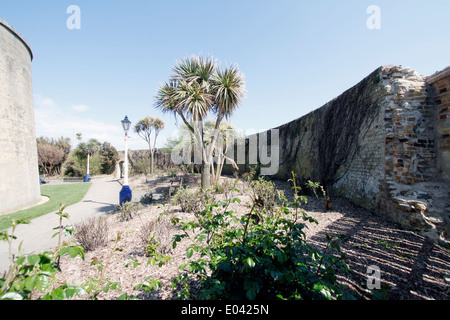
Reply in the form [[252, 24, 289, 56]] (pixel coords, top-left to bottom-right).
[[55, 137, 72, 156], [37, 144, 65, 176], [99, 142, 119, 174], [64, 139, 118, 177], [36, 136, 72, 176], [134, 116, 165, 175], [75, 139, 102, 159]]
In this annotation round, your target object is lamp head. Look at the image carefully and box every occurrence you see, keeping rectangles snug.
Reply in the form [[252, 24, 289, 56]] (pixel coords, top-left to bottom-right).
[[121, 115, 131, 132]]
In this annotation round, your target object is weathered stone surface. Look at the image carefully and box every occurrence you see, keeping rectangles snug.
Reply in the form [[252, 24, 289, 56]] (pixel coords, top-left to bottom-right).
[[0, 18, 40, 215]]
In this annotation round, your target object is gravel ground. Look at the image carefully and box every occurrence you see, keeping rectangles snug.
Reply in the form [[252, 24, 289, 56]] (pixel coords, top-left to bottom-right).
[[54, 175, 450, 300]]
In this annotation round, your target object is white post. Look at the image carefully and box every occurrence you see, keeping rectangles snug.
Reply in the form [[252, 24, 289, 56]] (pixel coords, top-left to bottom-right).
[[124, 132, 129, 186], [87, 152, 90, 175]]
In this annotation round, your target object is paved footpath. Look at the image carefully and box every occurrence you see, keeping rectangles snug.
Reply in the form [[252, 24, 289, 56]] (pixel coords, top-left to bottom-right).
[[0, 175, 124, 273]]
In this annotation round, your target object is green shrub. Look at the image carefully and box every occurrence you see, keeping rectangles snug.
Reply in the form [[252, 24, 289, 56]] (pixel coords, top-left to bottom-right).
[[140, 192, 154, 205], [249, 177, 279, 217], [131, 159, 151, 175], [214, 178, 240, 200], [117, 202, 143, 222], [139, 214, 174, 256], [0, 213, 85, 300], [172, 174, 352, 300], [62, 141, 119, 177], [171, 186, 208, 216], [167, 167, 178, 177]]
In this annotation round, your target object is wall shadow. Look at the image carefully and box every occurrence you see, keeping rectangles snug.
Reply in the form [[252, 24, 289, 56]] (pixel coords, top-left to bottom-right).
[[306, 199, 450, 300]]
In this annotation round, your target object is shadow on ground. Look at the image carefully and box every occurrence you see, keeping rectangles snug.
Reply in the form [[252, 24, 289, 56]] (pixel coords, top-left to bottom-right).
[[306, 197, 450, 300]]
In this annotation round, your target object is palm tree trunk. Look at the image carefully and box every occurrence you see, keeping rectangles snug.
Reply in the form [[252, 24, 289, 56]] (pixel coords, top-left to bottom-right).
[[150, 150, 154, 175], [147, 141, 152, 176], [151, 132, 160, 176], [201, 161, 211, 190]]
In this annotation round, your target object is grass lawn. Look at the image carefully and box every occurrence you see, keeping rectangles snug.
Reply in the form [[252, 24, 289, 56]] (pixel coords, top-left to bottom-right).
[[0, 183, 92, 231]]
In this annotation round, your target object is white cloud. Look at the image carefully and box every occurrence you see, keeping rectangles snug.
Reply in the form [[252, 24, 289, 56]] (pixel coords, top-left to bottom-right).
[[33, 95, 177, 152], [33, 95, 139, 150], [35, 96, 56, 107], [71, 104, 90, 112]]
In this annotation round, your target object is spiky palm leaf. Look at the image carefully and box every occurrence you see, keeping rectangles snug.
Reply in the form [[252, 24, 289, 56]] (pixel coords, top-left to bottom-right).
[[173, 55, 217, 86], [176, 79, 213, 121], [153, 117, 165, 132], [134, 116, 154, 144], [212, 65, 246, 119], [155, 80, 179, 114]]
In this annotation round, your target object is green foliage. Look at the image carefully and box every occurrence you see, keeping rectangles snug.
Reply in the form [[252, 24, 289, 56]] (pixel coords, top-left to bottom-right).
[[117, 202, 143, 222], [241, 164, 260, 182], [140, 192, 154, 205], [0, 203, 171, 300], [171, 186, 208, 216], [306, 180, 321, 199], [82, 232, 123, 300], [139, 214, 174, 256], [155, 55, 245, 189], [172, 174, 352, 300], [134, 116, 165, 175], [63, 140, 118, 177], [131, 159, 152, 175], [0, 213, 85, 300], [249, 177, 279, 216], [99, 142, 120, 174], [167, 167, 179, 177]]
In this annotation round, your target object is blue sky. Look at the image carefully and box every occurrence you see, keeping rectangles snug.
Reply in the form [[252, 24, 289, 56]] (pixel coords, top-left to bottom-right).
[[1, 0, 449, 151]]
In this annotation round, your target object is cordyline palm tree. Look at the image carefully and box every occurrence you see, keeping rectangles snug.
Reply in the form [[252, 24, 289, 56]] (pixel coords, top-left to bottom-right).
[[155, 55, 245, 189], [134, 116, 165, 175], [75, 139, 101, 159]]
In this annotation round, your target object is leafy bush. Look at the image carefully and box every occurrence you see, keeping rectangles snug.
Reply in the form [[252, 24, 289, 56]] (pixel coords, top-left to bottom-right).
[[73, 217, 109, 252], [249, 177, 279, 217], [139, 214, 174, 256], [306, 180, 321, 199], [167, 167, 178, 177], [63, 140, 119, 177], [117, 202, 143, 222], [172, 174, 352, 300], [171, 186, 208, 216], [140, 192, 154, 205], [131, 159, 151, 175], [0, 212, 85, 300]]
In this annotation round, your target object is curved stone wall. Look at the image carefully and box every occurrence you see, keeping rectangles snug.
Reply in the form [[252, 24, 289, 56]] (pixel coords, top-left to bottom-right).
[[0, 18, 40, 215]]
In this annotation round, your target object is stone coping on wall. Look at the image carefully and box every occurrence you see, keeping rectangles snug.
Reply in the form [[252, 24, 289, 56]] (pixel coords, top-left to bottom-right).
[[425, 66, 450, 84], [0, 17, 33, 61]]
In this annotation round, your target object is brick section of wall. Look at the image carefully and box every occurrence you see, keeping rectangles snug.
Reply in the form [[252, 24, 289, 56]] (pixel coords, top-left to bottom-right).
[[426, 67, 450, 182], [382, 66, 437, 186]]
